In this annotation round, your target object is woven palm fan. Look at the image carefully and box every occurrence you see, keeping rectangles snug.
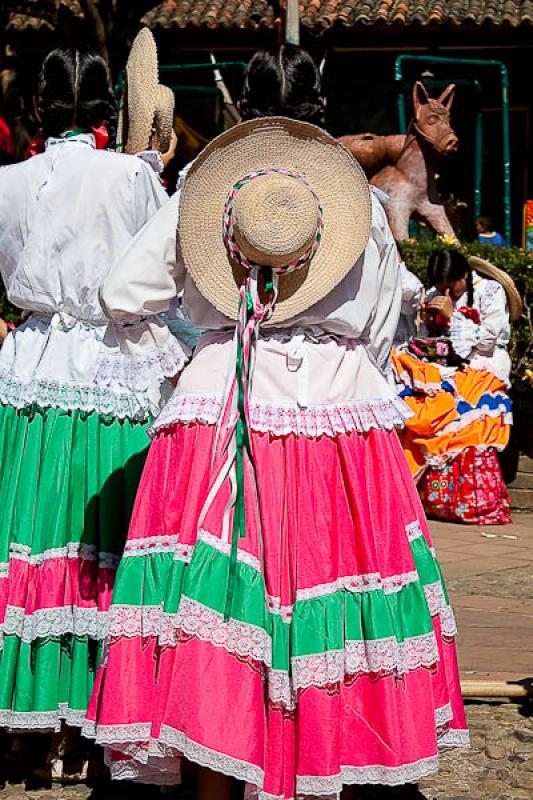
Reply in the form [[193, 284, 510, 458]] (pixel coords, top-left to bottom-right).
[[468, 256, 522, 322]]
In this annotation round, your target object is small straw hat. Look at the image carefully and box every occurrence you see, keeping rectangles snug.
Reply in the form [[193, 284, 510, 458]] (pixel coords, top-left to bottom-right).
[[468, 255, 522, 322], [119, 28, 175, 155], [178, 117, 372, 324]]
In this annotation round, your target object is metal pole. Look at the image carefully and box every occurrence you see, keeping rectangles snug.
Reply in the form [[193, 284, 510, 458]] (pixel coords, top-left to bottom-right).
[[394, 60, 407, 134], [285, 0, 300, 45], [474, 109, 484, 220], [501, 65, 512, 243]]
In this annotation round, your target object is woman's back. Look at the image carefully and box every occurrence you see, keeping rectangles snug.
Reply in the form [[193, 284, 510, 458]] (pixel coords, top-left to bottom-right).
[[0, 134, 165, 320]]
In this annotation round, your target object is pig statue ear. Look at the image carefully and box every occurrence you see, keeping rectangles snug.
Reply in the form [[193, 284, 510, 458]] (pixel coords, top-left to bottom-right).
[[438, 83, 456, 111], [413, 81, 430, 115]]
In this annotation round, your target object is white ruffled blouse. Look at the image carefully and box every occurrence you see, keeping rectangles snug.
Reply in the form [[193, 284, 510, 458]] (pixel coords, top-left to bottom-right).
[[426, 272, 511, 383], [394, 262, 424, 348], [100, 175, 412, 439], [0, 133, 188, 421]]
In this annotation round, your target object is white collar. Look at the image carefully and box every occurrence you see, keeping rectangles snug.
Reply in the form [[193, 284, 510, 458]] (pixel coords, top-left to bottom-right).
[[45, 132, 96, 150]]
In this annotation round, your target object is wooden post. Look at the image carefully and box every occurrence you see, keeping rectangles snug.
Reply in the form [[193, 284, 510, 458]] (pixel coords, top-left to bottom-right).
[[461, 680, 532, 699]]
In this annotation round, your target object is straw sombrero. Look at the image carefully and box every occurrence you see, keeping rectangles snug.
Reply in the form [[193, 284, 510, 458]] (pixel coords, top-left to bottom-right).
[[178, 117, 372, 324], [468, 255, 522, 322], [119, 28, 175, 155]]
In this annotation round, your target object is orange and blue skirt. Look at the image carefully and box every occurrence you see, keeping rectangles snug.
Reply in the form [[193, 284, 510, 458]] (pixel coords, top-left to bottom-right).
[[392, 351, 512, 525]]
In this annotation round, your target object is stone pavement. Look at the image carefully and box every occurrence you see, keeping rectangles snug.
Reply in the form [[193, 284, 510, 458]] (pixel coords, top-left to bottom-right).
[[430, 511, 533, 682], [0, 515, 532, 799]]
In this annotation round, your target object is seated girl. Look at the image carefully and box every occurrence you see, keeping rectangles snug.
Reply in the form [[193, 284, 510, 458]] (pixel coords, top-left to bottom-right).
[[392, 248, 520, 525]]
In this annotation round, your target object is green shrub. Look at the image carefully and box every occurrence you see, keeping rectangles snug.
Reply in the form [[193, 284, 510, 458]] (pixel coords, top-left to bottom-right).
[[398, 239, 533, 383], [0, 293, 20, 325]]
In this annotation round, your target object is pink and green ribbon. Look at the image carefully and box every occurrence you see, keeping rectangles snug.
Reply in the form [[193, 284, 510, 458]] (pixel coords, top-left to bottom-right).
[[202, 168, 323, 621]]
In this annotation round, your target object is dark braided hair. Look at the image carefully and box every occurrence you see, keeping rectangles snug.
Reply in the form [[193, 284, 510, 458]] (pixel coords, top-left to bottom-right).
[[427, 248, 474, 306], [239, 44, 325, 127], [38, 48, 116, 144]]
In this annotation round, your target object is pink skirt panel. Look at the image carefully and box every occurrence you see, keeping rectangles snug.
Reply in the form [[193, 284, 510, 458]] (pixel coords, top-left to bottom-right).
[[0, 560, 115, 616], [130, 423, 434, 603]]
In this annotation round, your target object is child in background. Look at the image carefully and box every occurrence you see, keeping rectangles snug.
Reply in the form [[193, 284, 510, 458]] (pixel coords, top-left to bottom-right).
[[476, 216, 506, 247]]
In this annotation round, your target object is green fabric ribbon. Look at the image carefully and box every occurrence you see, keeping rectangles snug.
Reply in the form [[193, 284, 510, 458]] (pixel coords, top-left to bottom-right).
[[223, 271, 273, 621]]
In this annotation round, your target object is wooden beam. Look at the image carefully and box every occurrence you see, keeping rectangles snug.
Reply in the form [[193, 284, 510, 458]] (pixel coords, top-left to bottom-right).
[[461, 680, 532, 699]]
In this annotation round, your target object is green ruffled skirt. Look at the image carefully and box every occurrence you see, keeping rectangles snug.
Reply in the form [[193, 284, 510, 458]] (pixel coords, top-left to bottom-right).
[[0, 403, 149, 730]]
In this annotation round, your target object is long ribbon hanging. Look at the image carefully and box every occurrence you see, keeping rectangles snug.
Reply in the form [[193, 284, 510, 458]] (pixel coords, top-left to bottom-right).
[[224, 268, 275, 619], [198, 167, 322, 622]]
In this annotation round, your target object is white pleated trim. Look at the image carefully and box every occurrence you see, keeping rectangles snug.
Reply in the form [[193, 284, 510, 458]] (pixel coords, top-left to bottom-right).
[[149, 393, 413, 438], [122, 535, 193, 562], [443, 410, 513, 434], [394, 370, 445, 397], [425, 442, 508, 467], [438, 729, 471, 749], [0, 368, 157, 421], [96, 333, 189, 393]]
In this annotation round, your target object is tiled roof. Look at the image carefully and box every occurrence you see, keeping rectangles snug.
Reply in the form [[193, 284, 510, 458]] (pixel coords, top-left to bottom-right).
[[6, 0, 82, 32], [142, 0, 275, 30], [2, 0, 57, 17], [142, 0, 533, 31]]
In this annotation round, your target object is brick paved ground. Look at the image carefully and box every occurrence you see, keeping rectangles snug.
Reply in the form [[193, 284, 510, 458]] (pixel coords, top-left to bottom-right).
[[431, 512, 533, 682], [0, 514, 532, 799]]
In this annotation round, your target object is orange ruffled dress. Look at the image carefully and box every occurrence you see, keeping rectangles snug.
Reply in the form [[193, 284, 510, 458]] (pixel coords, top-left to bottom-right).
[[393, 272, 512, 525]]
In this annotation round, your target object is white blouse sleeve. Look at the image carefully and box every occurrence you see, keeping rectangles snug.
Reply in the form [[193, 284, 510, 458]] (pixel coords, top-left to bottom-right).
[[133, 159, 169, 232], [97, 183, 190, 393], [102, 190, 184, 322], [400, 262, 424, 318], [450, 282, 510, 360], [366, 204, 402, 375]]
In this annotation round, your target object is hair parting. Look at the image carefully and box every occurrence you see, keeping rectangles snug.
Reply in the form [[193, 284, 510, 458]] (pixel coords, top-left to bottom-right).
[[38, 48, 116, 143], [239, 44, 325, 127]]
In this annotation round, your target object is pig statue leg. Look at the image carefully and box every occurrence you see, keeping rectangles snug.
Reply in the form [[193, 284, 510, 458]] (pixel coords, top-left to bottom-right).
[[384, 194, 412, 241], [417, 200, 457, 241]]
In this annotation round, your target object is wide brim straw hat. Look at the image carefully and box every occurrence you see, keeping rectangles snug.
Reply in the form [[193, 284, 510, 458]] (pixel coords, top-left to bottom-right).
[[468, 255, 522, 321], [178, 117, 372, 324], [121, 27, 175, 155]]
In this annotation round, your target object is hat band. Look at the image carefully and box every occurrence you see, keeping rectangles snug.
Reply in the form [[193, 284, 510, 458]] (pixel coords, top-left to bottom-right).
[[223, 168, 324, 276]]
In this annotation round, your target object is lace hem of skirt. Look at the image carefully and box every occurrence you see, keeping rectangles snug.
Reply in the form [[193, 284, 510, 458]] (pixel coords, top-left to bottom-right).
[[0, 704, 87, 732], [0, 369, 157, 421], [85, 717, 463, 792], [149, 394, 414, 438]]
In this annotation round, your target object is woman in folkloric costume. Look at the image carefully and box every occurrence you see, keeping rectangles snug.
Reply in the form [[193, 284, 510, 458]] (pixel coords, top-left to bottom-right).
[[393, 248, 519, 524], [85, 46, 468, 799], [0, 47, 187, 775]]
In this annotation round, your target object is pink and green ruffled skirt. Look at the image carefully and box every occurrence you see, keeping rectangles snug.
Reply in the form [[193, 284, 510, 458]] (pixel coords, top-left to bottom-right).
[[85, 418, 468, 797], [0, 403, 149, 730]]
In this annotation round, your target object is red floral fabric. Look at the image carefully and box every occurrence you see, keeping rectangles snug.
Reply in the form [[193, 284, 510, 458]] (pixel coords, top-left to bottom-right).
[[419, 447, 512, 525]]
